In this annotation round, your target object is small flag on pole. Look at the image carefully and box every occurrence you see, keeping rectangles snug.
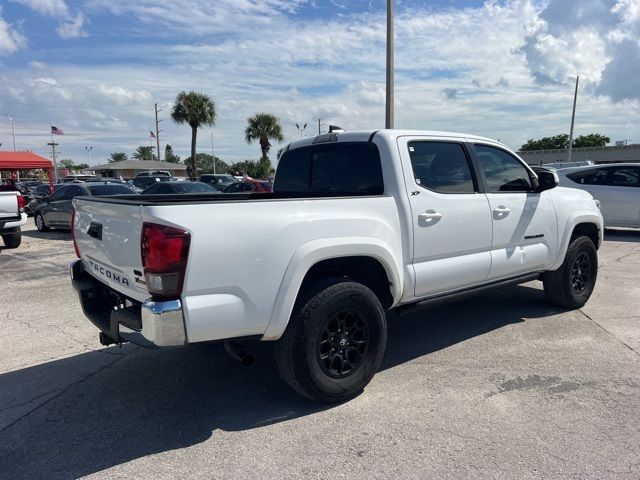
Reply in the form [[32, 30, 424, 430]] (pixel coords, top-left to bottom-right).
[[150, 130, 157, 139], [51, 126, 64, 135]]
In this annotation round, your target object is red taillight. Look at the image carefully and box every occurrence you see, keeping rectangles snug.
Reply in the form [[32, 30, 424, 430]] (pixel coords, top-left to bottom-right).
[[141, 222, 190, 299], [71, 208, 80, 258], [17, 194, 24, 212]]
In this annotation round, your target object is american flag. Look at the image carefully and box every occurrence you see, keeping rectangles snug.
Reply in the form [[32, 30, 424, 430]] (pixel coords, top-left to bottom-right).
[[51, 126, 64, 135], [149, 130, 157, 139]]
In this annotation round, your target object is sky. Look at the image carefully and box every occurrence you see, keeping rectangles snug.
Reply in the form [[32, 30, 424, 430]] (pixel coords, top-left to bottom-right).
[[0, 0, 638, 167]]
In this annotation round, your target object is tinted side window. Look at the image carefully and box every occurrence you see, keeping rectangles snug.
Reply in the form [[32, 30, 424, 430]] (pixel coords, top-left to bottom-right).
[[274, 142, 383, 195], [408, 142, 475, 193], [475, 145, 532, 192], [608, 167, 639, 187], [49, 188, 67, 202]]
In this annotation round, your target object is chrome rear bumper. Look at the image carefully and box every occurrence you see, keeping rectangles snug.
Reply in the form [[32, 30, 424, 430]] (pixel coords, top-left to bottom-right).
[[70, 259, 187, 347]]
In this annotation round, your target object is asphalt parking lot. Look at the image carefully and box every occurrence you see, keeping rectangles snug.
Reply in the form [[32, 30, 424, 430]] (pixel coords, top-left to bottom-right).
[[1, 222, 639, 479]]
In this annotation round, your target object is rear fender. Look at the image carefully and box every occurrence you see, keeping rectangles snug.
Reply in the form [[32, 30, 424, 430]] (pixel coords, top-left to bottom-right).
[[262, 237, 402, 340]]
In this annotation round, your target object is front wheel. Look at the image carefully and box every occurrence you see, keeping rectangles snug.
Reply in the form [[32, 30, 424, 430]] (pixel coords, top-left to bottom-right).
[[1, 228, 21, 248], [35, 213, 49, 232], [275, 279, 387, 403], [543, 236, 597, 308]]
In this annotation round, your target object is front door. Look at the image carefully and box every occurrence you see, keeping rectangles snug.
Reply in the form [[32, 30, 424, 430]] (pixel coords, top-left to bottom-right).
[[473, 143, 558, 279], [397, 137, 493, 298]]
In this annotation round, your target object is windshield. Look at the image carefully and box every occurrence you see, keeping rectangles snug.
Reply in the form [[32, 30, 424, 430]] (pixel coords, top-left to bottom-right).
[[85, 185, 137, 195]]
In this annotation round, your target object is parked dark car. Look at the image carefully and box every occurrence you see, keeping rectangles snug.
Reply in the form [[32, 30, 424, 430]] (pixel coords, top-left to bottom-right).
[[222, 179, 272, 193], [26, 183, 64, 216], [34, 183, 137, 231], [142, 181, 217, 194], [132, 175, 171, 190], [198, 174, 238, 189]]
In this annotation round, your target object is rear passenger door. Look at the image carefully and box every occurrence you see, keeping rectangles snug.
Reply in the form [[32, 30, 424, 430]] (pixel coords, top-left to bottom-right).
[[472, 143, 558, 279], [397, 137, 493, 298]]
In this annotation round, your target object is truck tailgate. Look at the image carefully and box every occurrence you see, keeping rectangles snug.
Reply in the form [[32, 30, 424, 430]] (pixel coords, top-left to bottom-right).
[[74, 198, 149, 302], [0, 191, 19, 220]]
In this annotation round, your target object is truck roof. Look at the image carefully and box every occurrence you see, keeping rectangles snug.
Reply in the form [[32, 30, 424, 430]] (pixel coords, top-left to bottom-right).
[[285, 129, 505, 152]]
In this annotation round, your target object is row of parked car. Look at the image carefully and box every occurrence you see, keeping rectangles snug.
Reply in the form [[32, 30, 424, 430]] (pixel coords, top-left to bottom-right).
[[21, 171, 274, 232], [11, 162, 639, 233]]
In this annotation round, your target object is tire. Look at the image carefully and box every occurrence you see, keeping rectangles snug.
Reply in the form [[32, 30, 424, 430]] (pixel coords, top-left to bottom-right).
[[2, 228, 21, 248], [543, 236, 597, 308], [35, 213, 49, 232], [275, 279, 387, 403]]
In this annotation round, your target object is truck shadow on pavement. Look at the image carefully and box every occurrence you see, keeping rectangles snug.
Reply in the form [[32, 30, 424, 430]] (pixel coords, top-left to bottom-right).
[[0, 284, 561, 479], [20, 228, 71, 241]]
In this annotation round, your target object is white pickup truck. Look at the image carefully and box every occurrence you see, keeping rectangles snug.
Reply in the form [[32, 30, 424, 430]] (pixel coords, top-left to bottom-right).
[[0, 189, 27, 248], [70, 129, 603, 402]]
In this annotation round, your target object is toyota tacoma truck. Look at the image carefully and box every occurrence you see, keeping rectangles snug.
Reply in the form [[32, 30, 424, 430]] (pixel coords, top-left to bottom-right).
[[0, 188, 27, 248], [70, 130, 603, 403]]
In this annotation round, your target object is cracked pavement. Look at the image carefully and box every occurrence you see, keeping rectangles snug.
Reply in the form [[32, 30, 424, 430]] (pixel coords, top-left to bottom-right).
[[0, 223, 639, 479]]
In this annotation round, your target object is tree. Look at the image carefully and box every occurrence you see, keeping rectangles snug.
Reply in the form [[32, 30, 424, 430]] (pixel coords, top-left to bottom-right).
[[184, 153, 229, 174], [59, 159, 75, 169], [230, 158, 272, 179], [573, 134, 610, 148], [164, 145, 181, 164], [520, 134, 569, 151], [244, 113, 284, 160], [132, 146, 154, 161], [73, 163, 89, 171], [109, 152, 128, 163], [171, 91, 216, 179]]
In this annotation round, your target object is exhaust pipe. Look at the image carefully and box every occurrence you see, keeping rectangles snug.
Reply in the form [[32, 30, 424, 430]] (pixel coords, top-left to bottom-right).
[[224, 341, 255, 367]]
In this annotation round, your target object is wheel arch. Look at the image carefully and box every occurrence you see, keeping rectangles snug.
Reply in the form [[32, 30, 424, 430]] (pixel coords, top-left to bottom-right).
[[262, 237, 402, 340], [550, 215, 603, 271]]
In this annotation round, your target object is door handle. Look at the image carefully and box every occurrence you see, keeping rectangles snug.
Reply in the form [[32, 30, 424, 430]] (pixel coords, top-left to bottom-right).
[[493, 206, 511, 217], [418, 210, 443, 221]]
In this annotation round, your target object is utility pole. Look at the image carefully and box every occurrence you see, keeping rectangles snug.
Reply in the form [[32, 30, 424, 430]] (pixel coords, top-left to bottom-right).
[[47, 141, 59, 182], [210, 131, 216, 174], [155, 103, 163, 161], [566, 76, 579, 164], [385, 0, 394, 129], [317, 118, 325, 134], [3, 114, 16, 150]]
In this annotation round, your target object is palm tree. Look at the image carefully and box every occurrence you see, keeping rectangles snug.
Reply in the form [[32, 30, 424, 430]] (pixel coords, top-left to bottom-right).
[[109, 152, 128, 163], [171, 91, 216, 179], [132, 146, 154, 161], [245, 113, 284, 160]]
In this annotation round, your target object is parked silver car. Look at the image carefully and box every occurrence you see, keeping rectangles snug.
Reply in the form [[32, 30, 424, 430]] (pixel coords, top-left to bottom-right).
[[557, 163, 639, 228]]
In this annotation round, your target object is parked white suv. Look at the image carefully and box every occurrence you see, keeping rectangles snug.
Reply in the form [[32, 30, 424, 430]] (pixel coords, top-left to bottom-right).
[[557, 163, 639, 228], [70, 129, 603, 402]]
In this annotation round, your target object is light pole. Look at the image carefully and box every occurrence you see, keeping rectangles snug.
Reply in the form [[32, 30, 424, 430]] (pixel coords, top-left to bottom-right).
[[85, 146, 93, 168], [3, 114, 16, 150], [567, 76, 579, 164], [385, 0, 394, 129], [296, 122, 307, 138]]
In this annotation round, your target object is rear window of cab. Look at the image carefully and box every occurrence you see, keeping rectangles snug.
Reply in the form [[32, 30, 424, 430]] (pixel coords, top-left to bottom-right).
[[274, 142, 383, 195]]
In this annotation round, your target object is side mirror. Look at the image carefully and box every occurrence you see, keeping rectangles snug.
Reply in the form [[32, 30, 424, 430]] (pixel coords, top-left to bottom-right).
[[534, 169, 559, 193]]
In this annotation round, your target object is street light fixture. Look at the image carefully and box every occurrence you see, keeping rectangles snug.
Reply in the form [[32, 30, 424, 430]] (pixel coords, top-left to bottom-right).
[[3, 114, 16, 151], [295, 122, 307, 138], [85, 146, 93, 168]]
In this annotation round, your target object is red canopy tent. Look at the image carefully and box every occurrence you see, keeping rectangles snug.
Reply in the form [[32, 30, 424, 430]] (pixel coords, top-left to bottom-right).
[[0, 152, 54, 189]]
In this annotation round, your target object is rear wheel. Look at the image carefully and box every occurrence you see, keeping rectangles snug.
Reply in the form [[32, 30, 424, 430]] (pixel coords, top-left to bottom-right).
[[35, 213, 49, 232], [543, 236, 597, 308], [1, 228, 21, 248], [275, 279, 387, 403]]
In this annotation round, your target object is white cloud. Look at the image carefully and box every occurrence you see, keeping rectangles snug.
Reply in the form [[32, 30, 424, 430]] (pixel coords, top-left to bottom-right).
[[523, 0, 640, 100], [0, 10, 27, 54], [12, 0, 86, 38], [56, 12, 87, 39]]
